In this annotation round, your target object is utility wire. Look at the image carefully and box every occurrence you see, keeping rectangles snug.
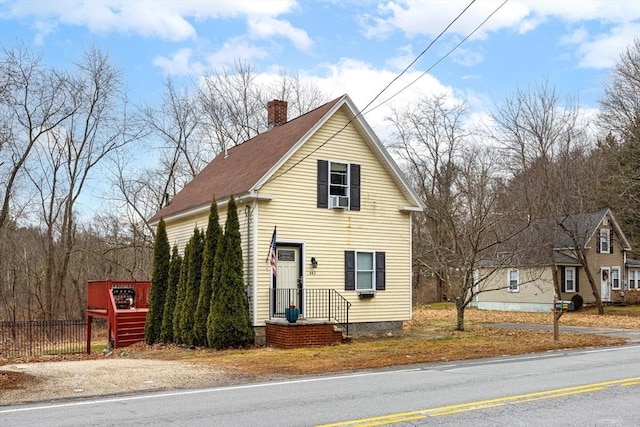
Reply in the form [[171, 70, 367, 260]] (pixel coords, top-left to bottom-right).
[[358, 0, 477, 117], [273, 0, 506, 181], [365, 0, 509, 115]]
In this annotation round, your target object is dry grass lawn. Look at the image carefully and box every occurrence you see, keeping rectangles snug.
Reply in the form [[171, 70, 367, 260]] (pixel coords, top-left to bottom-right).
[[118, 304, 640, 377]]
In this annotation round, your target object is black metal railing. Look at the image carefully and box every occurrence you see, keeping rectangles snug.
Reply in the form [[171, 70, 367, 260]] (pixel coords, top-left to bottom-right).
[[270, 288, 351, 335], [0, 319, 87, 358]]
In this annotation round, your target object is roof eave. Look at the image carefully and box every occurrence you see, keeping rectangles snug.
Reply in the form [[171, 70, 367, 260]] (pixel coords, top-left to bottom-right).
[[149, 192, 275, 226]]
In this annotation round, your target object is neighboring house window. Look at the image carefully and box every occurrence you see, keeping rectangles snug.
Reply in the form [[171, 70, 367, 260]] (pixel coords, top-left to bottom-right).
[[630, 270, 638, 289], [345, 251, 385, 291], [611, 266, 621, 290], [508, 269, 519, 292], [564, 267, 576, 292], [598, 229, 612, 253], [317, 160, 361, 210], [561, 266, 579, 293]]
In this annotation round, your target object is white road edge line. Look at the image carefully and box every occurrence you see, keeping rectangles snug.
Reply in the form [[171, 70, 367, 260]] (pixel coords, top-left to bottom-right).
[[2, 345, 637, 414]]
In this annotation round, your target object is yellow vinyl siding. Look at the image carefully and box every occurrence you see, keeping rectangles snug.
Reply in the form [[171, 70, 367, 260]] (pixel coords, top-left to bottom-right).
[[254, 109, 413, 324]]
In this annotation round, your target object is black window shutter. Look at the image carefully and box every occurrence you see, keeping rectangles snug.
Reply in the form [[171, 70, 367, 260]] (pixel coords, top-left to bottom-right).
[[610, 230, 614, 254], [345, 251, 355, 290], [317, 160, 328, 208], [350, 163, 360, 211], [575, 268, 579, 292], [375, 252, 386, 291], [561, 267, 566, 293]]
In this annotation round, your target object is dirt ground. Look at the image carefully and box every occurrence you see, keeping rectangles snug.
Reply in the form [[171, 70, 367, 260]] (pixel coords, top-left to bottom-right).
[[0, 356, 251, 405]]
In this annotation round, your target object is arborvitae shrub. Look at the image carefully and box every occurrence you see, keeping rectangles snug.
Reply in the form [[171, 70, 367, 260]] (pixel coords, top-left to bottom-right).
[[160, 246, 182, 343], [145, 218, 170, 344]]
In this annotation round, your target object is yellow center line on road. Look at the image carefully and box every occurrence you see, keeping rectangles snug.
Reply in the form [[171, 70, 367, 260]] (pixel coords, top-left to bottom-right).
[[316, 376, 640, 427]]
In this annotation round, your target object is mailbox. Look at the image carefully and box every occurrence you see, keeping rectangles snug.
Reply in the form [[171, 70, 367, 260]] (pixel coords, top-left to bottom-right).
[[554, 300, 574, 311]]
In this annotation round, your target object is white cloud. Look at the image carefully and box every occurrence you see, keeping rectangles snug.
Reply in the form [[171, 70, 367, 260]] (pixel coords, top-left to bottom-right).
[[153, 48, 203, 77], [358, 0, 639, 71], [359, 1, 530, 40], [575, 23, 640, 69], [304, 58, 458, 140], [5, 0, 300, 42], [247, 16, 313, 51], [451, 46, 485, 67], [205, 38, 270, 67]]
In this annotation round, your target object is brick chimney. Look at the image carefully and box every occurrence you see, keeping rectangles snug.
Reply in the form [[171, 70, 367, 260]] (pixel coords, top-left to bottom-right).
[[267, 100, 288, 128]]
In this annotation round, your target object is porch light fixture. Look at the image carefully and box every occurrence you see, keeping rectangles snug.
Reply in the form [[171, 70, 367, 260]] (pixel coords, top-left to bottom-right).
[[311, 257, 318, 268]]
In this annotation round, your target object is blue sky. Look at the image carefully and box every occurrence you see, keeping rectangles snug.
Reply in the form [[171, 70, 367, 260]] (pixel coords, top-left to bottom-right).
[[1, 0, 639, 139]]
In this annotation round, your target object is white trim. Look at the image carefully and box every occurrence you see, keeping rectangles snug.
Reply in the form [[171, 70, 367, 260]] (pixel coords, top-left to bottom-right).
[[599, 228, 610, 253], [507, 269, 520, 292], [564, 266, 576, 293], [251, 199, 259, 326], [151, 192, 275, 226], [399, 206, 424, 212], [354, 250, 376, 291], [629, 269, 639, 289], [611, 266, 621, 290]]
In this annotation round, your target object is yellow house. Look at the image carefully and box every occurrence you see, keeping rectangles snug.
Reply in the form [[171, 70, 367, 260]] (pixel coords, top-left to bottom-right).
[[473, 209, 640, 312], [150, 94, 424, 344]]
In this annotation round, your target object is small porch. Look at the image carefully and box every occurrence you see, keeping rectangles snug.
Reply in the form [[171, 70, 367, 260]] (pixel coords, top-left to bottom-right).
[[86, 280, 151, 353], [267, 288, 351, 348]]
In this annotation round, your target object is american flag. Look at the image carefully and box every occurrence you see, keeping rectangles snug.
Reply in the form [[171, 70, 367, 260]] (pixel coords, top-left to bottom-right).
[[267, 226, 277, 277]]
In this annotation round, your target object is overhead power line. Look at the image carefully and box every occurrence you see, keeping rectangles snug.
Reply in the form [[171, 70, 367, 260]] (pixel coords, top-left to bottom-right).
[[365, 0, 509, 115], [273, 0, 508, 181]]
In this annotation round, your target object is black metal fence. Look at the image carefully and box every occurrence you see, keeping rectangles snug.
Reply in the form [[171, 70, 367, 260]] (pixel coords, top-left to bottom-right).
[[0, 319, 87, 358], [270, 288, 351, 335]]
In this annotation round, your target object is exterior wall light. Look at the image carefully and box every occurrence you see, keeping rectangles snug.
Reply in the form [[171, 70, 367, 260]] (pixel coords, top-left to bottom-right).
[[311, 257, 318, 268]]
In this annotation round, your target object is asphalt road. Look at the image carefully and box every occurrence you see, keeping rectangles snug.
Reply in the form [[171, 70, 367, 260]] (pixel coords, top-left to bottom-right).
[[1, 344, 639, 426]]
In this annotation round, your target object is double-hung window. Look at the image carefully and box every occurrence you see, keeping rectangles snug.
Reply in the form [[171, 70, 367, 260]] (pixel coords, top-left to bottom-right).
[[345, 251, 385, 291], [330, 162, 348, 197], [629, 270, 638, 289], [612, 266, 621, 290], [599, 229, 610, 253], [317, 160, 361, 210], [356, 252, 374, 291], [564, 267, 576, 292], [508, 269, 519, 292]]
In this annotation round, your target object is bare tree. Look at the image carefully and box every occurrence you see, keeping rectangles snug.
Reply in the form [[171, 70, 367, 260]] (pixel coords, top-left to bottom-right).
[[0, 45, 76, 232], [24, 46, 137, 318], [490, 82, 605, 315], [197, 61, 265, 152], [388, 95, 526, 330], [599, 38, 640, 143]]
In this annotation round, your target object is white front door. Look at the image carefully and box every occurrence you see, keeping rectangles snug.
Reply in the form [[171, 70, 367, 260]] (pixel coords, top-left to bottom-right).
[[600, 267, 611, 302], [273, 246, 301, 315]]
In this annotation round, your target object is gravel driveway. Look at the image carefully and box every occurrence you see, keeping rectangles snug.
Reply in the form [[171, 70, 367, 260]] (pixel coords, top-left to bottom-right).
[[0, 358, 238, 405]]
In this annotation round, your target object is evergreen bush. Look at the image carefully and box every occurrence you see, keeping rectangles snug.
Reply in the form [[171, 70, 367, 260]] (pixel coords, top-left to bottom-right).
[[145, 218, 170, 344], [160, 245, 182, 343]]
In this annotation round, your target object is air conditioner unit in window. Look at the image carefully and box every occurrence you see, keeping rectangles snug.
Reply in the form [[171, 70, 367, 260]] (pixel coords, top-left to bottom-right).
[[329, 195, 349, 209]]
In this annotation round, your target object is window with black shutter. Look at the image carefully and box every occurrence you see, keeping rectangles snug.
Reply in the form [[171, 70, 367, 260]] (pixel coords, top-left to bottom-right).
[[317, 160, 360, 210], [344, 250, 385, 291]]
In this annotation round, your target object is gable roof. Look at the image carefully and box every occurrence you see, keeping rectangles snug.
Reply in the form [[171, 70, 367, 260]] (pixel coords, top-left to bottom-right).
[[151, 94, 423, 223], [553, 208, 631, 251], [481, 208, 632, 268]]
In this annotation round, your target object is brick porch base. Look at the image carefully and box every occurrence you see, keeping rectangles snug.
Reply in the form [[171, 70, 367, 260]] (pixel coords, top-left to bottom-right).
[[265, 320, 345, 348]]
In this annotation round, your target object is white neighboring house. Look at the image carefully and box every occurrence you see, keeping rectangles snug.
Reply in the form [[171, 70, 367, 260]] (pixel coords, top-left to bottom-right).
[[473, 208, 639, 312]]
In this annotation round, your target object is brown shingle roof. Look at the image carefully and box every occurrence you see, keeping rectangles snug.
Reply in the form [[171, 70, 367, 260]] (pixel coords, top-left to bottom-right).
[[151, 95, 343, 222]]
